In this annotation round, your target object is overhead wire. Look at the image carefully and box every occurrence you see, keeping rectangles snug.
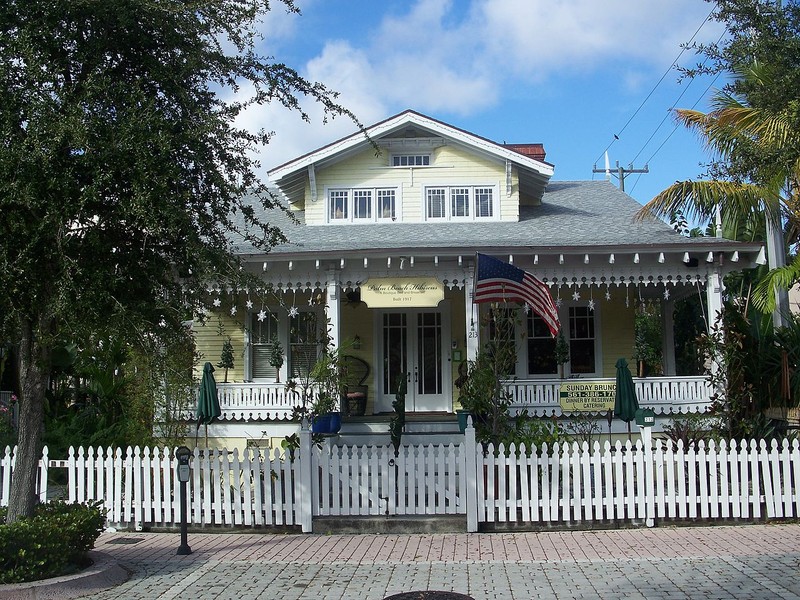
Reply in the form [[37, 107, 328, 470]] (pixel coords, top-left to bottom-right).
[[627, 28, 726, 195], [628, 69, 722, 195], [592, 6, 716, 168]]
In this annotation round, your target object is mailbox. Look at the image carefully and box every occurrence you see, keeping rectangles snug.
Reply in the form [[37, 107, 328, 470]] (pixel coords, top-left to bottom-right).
[[635, 408, 656, 427], [176, 446, 192, 482]]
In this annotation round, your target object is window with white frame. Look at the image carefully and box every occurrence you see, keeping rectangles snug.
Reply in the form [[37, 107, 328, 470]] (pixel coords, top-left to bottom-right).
[[289, 311, 320, 379], [568, 306, 596, 374], [451, 187, 470, 218], [527, 313, 557, 375], [424, 185, 497, 221], [353, 189, 372, 220], [392, 154, 430, 167], [525, 306, 597, 376], [329, 190, 348, 221], [474, 187, 494, 218], [250, 311, 279, 380], [249, 309, 321, 381], [327, 187, 398, 223], [377, 189, 396, 220]]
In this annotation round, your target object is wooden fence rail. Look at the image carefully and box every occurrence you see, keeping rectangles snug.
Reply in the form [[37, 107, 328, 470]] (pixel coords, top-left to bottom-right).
[[2, 425, 799, 532]]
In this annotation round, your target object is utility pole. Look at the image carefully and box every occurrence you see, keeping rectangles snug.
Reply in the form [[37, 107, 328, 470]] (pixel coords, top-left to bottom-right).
[[592, 161, 649, 192]]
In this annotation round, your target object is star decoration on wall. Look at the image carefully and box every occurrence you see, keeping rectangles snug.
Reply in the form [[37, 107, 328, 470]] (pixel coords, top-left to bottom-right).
[[523, 304, 530, 314], [605, 289, 611, 301], [572, 289, 580, 301], [288, 306, 300, 318], [230, 305, 237, 316], [308, 297, 314, 306], [246, 299, 253, 310], [257, 309, 267, 322], [212, 297, 221, 307], [663, 288, 671, 300], [555, 296, 563, 308], [588, 298, 595, 311]]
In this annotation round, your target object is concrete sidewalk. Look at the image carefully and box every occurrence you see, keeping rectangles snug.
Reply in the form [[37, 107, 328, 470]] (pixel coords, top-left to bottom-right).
[[69, 524, 800, 599]]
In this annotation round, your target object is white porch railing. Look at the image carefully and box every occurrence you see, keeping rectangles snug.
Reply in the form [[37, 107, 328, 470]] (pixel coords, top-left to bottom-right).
[[185, 376, 713, 422], [184, 382, 311, 421], [505, 376, 713, 417]]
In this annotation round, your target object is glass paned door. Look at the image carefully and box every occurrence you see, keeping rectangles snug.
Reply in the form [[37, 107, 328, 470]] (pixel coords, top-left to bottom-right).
[[380, 309, 449, 412]]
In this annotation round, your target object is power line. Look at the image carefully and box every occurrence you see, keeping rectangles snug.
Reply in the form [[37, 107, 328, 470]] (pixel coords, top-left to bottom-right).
[[628, 71, 723, 195], [592, 6, 715, 166]]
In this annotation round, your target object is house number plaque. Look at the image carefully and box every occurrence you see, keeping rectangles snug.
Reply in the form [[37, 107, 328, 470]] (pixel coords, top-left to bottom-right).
[[360, 277, 444, 308]]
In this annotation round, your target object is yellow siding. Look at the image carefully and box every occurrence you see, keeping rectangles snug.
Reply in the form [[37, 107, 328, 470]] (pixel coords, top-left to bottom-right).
[[339, 300, 375, 413], [599, 297, 636, 377], [306, 144, 518, 224], [194, 303, 247, 382]]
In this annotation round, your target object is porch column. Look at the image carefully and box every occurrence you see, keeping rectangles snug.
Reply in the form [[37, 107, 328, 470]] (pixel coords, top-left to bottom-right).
[[661, 298, 676, 376], [465, 270, 479, 362], [706, 269, 724, 332], [326, 273, 341, 349]]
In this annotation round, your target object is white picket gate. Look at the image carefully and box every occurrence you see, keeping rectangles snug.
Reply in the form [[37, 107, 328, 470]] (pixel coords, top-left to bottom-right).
[[312, 442, 466, 516], [2, 429, 799, 532]]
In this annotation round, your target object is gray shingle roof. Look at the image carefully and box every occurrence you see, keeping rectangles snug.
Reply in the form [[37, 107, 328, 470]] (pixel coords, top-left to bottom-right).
[[234, 180, 748, 256]]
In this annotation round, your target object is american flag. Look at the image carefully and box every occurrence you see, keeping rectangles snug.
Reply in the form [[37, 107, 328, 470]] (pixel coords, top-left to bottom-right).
[[473, 253, 560, 337]]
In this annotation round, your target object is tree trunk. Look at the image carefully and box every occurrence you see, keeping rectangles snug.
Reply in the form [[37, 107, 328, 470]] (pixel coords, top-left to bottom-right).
[[6, 317, 50, 523]]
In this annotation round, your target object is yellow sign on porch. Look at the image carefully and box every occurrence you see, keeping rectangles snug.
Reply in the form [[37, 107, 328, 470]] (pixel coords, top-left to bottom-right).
[[559, 380, 616, 412], [360, 277, 444, 308]]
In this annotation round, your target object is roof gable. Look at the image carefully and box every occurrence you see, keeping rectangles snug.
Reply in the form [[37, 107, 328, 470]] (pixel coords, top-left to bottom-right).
[[268, 110, 554, 205]]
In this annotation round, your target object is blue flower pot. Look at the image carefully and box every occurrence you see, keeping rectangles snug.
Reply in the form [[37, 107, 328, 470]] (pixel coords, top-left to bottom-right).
[[311, 412, 342, 434]]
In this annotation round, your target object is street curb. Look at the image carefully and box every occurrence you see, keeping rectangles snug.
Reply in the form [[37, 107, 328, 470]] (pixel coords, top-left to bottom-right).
[[0, 551, 129, 600]]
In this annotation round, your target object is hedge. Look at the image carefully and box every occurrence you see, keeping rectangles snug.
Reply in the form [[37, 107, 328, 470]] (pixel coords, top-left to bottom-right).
[[0, 501, 106, 584]]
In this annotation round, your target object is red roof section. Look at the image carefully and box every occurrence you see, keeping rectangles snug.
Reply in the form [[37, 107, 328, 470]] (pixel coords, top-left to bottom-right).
[[502, 143, 546, 162]]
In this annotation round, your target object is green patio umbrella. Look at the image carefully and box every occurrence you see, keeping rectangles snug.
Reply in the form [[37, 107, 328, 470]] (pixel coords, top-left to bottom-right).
[[614, 358, 639, 440], [197, 361, 221, 448]]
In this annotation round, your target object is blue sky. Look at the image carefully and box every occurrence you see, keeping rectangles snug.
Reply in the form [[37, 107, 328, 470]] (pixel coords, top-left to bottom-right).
[[241, 0, 728, 211]]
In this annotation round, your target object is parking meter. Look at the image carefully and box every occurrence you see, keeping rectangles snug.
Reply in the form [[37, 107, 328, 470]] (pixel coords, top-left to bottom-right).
[[175, 446, 192, 555]]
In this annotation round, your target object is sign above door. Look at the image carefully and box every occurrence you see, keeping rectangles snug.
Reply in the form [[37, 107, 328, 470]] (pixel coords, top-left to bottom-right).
[[360, 277, 445, 308]]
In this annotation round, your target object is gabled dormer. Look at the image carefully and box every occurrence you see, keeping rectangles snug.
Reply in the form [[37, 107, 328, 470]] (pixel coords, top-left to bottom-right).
[[268, 110, 554, 225]]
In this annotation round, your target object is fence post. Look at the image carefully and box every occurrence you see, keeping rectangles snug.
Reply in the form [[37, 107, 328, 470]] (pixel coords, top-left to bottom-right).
[[298, 419, 313, 532], [465, 416, 478, 533], [38, 446, 49, 503], [641, 428, 655, 527]]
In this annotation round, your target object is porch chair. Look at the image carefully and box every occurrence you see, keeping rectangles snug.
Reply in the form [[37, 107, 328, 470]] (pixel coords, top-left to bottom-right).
[[341, 355, 369, 417]]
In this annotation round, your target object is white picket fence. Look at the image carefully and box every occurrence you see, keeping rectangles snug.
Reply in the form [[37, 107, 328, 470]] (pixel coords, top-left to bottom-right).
[[2, 430, 799, 532], [0, 445, 301, 528], [477, 438, 800, 525]]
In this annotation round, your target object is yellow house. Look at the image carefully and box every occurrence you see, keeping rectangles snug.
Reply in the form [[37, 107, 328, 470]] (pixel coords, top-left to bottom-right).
[[191, 110, 763, 449]]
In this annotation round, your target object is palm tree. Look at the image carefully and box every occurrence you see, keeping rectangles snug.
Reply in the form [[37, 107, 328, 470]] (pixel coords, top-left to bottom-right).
[[636, 61, 799, 314]]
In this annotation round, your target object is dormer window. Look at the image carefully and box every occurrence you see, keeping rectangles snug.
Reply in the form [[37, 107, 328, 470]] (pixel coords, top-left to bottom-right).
[[424, 185, 498, 221], [327, 187, 399, 223], [392, 154, 430, 167]]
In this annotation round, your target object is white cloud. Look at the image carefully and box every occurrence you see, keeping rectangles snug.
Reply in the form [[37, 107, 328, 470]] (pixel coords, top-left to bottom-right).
[[246, 0, 725, 178]]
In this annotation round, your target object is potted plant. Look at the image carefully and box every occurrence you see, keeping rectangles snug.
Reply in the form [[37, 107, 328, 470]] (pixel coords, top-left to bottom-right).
[[269, 334, 284, 383], [633, 309, 663, 377], [554, 330, 570, 378], [217, 336, 234, 383], [308, 338, 354, 434]]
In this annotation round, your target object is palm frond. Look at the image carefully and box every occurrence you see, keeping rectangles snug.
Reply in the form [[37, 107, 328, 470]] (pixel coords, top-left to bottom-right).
[[636, 180, 778, 225], [751, 255, 800, 313]]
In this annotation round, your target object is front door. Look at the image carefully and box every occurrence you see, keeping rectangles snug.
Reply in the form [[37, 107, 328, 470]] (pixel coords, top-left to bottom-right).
[[377, 308, 451, 412]]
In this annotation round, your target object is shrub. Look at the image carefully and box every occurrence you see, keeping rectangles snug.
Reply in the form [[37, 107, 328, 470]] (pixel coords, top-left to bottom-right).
[[0, 500, 106, 584]]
